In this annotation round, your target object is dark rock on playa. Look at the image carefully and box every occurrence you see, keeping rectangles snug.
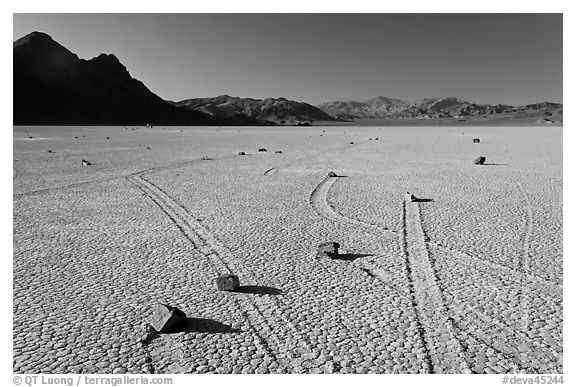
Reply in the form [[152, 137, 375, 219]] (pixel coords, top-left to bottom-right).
[[81, 159, 92, 166], [474, 156, 486, 165], [150, 304, 187, 333], [275, 150, 282, 154], [318, 242, 340, 258], [238, 151, 246, 155], [327, 171, 338, 178], [216, 274, 240, 291], [473, 138, 480, 143], [258, 148, 267, 152]]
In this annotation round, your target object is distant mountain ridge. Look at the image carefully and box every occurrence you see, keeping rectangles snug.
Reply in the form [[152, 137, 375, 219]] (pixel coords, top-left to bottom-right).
[[172, 95, 337, 125], [317, 97, 562, 122], [13, 31, 213, 125]]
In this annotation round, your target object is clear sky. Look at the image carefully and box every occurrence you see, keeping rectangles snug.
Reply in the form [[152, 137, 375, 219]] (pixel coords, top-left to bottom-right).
[[13, 13, 563, 105]]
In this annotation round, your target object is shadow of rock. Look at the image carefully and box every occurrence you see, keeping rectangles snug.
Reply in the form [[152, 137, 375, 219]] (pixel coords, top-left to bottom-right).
[[237, 285, 282, 295], [483, 163, 508, 166], [413, 198, 434, 203], [334, 253, 373, 261], [163, 318, 240, 334]]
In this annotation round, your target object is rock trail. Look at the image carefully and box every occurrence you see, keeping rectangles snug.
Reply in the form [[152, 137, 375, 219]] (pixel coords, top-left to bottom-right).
[[429, 243, 561, 298], [309, 175, 396, 235], [510, 177, 535, 332], [309, 173, 470, 373], [127, 173, 315, 372], [402, 197, 471, 373]]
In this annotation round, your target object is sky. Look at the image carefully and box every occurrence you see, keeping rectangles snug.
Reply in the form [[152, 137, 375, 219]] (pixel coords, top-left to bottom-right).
[[13, 13, 563, 105]]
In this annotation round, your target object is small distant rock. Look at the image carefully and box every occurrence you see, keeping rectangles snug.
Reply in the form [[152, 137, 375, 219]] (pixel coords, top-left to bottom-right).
[[474, 156, 486, 165], [146, 146, 151, 150], [150, 304, 187, 333], [81, 159, 92, 166], [216, 274, 240, 291], [369, 138, 373, 140], [350, 141, 354, 144], [275, 150, 282, 154], [473, 138, 480, 143], [258, 148, 267, 152], [75, 136, 78, 139], [47, 150, 53, 153], [318, 242, 340, 258], [201, 156, 211, 160], [106, 137, 110, 140], [327, 171, 338, 178], [238, 151, 246, 155], [405, 192, 417, 202]]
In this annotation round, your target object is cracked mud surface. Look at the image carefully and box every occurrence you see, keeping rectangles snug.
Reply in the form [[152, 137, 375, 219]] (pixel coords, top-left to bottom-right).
[[13, 125, 562, 373]]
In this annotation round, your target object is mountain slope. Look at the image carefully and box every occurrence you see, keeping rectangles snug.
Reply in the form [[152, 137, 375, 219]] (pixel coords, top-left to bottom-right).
[[173, 95, 337, 125], [317, 97, 409, 120], [14, 31, 213, 125]]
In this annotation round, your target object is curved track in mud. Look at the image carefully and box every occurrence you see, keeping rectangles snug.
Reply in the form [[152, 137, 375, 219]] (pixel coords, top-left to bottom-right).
[[127, 173, 315, 372], [309, 175, 397, 235], [309, 173, 471, 373]]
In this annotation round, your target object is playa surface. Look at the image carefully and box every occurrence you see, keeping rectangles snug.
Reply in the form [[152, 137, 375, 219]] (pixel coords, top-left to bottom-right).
[[13, 125, 562, 374]]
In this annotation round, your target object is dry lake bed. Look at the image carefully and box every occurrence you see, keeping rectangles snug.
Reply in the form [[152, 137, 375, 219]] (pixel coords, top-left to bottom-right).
[[13, 125, 562, 374]]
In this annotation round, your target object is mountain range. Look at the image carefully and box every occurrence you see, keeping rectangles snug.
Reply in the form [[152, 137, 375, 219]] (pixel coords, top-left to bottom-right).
[[317, 97, 562, 123], [13, 32, 562, 126], [172, 95, 335, 125]]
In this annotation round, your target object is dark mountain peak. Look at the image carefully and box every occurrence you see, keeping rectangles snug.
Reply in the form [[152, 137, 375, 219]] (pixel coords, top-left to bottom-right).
[[14, 31, 55, 48], [14, 31, 213, 125], [88, 53, 130, 79], [91, 53, 121, 64], [14, 31, 78, 64]]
